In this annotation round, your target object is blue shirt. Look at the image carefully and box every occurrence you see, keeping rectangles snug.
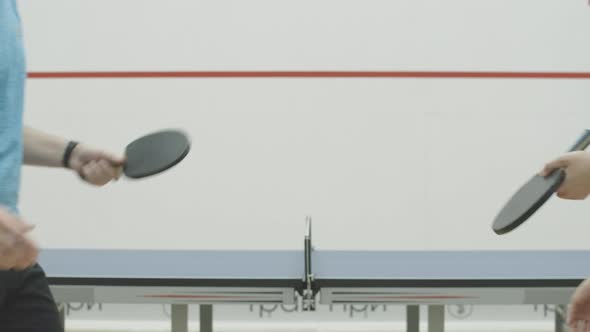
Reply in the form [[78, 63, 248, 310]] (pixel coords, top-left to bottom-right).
[[0, 0, 25, 213]]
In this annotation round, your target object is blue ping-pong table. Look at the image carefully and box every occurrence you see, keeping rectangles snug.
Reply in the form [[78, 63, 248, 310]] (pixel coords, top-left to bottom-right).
[[39, 222, 590, 332]]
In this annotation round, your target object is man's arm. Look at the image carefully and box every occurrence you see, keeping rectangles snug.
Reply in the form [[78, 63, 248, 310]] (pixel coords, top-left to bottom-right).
[[0, 207, 38, 270], [23, 126, 125, 185], [23, 126, 69, 167]]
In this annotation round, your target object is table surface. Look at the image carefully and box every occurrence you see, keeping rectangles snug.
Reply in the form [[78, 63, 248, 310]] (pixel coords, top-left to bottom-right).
[[39, 249, 590, 287]]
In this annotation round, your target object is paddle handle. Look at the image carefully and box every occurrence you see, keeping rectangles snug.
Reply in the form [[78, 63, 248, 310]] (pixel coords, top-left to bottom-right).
[[116, 165, 125, 179], [568, 129, 590, 152]]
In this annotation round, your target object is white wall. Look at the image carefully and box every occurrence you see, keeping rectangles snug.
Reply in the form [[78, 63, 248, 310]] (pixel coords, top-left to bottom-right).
[[15, 0, 590, 250]]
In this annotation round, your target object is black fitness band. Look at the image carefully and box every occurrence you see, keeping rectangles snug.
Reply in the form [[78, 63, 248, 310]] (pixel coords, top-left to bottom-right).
[[62, 141, 79, 168]]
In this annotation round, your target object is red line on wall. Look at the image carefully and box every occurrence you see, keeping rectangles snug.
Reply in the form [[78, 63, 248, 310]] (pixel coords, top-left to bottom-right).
[[26, 71, 590, 79]]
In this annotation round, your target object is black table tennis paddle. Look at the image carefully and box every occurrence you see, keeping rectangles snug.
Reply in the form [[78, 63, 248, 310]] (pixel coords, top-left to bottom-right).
[[492, 130, 590, 235], [122, 129, 191, 179]]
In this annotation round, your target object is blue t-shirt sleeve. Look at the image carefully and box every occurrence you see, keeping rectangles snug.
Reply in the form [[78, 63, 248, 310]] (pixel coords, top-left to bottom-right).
[[0, 0, 26, 213]]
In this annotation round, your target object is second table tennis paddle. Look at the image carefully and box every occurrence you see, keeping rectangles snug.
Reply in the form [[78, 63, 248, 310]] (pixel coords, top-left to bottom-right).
[[492, 130, 590, 235]]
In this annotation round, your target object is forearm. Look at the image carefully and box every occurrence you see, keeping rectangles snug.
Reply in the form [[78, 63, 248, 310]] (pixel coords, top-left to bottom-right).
[[22, 126, 69, 167]]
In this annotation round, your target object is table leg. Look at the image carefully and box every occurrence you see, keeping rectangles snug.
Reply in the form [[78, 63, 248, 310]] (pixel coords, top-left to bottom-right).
[[556, 305, 567, 332], [428, 305, 444, 332], [200, 304, 213, 332], [58, 303, 66, 330], [407, 305, 420, 332], [171, 304, 188, 332]]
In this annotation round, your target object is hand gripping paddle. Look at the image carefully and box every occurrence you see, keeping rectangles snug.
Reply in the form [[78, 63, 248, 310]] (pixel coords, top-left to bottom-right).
[[492, 130, 590, 235]]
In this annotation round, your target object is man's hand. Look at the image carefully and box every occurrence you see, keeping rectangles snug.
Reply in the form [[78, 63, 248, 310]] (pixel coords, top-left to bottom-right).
[[568, 278, 590, 331], [540, 151, 590, 200], [0, 208, 38, 270], [68, 144, 125, 186]]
